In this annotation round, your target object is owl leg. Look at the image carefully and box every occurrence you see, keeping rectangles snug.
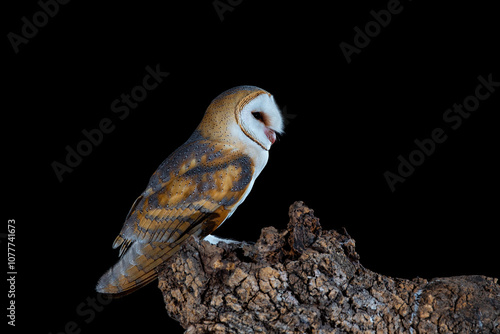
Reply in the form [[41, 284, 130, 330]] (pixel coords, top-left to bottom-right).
[[204, 234, 240, 245]]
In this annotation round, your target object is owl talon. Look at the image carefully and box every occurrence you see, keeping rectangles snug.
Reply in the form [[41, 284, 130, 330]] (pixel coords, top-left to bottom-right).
[[204, 235, 241, 245]]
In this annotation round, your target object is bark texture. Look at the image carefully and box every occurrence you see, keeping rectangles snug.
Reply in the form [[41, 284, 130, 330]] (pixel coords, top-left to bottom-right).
[[158, 201, 500, 333]]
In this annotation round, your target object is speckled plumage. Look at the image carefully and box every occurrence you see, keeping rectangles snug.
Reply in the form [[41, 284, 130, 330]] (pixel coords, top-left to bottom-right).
[[96, 86, 283, 296]]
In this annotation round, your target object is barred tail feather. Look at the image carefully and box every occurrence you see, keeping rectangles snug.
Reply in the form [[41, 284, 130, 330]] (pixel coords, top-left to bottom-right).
[[96, 239, 188, 297]]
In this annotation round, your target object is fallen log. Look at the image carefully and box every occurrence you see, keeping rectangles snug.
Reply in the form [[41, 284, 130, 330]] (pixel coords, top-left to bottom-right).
[[158, 201, 500, 333]]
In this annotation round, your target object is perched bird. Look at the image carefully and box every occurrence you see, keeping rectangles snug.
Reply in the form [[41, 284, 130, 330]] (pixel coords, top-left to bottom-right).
[[96, 85, 284, 296]]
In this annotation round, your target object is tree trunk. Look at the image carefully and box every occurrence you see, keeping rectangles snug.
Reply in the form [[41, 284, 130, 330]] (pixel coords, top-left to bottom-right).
[[157, 201, 500, 334]]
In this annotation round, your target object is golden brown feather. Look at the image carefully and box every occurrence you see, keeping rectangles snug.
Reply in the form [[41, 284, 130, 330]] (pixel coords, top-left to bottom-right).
[[96, 140, 254, 295]]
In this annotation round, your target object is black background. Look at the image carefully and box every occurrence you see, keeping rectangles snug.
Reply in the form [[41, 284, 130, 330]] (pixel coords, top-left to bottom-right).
[[4, 1, 499, 333]]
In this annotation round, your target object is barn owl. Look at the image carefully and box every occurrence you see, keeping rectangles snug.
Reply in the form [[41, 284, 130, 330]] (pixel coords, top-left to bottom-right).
[[96, 85, 284, 296]]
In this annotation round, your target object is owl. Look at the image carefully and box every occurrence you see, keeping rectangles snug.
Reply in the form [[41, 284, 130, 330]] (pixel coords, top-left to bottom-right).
[[96, 85, 284, 296]]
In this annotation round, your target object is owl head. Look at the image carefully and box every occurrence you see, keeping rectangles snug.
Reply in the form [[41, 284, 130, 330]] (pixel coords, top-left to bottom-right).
[[196, 86, 284, 151]]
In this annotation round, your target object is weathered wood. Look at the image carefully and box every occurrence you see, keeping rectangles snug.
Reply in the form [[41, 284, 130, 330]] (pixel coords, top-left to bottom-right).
[[158, 201, 500, 333]]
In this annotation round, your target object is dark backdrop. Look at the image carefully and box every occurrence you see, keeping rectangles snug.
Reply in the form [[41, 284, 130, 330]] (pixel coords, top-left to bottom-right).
[[5, 1, 499, 333]]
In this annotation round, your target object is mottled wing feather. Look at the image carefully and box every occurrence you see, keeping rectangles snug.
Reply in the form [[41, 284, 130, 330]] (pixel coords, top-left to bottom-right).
[[97, 139, 254, 295], [118, 140, 253, 244]]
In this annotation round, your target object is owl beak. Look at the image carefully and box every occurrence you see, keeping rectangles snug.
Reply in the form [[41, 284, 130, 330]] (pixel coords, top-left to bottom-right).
[[265, 128, 276, 145]]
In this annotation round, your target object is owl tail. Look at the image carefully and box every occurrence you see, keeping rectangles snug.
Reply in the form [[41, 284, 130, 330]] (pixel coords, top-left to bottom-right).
[[96, 240, 182, 297]]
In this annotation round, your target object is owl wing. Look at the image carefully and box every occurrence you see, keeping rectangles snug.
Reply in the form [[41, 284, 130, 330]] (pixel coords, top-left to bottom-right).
[[96, 139, 254, 296]]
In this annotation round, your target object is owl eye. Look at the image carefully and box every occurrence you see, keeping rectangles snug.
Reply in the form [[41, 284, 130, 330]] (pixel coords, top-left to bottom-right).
[[252, 111, 264, 122]]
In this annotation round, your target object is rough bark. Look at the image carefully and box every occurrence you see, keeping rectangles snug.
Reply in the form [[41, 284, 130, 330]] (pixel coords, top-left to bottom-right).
[[158, 201, 500, 334]]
